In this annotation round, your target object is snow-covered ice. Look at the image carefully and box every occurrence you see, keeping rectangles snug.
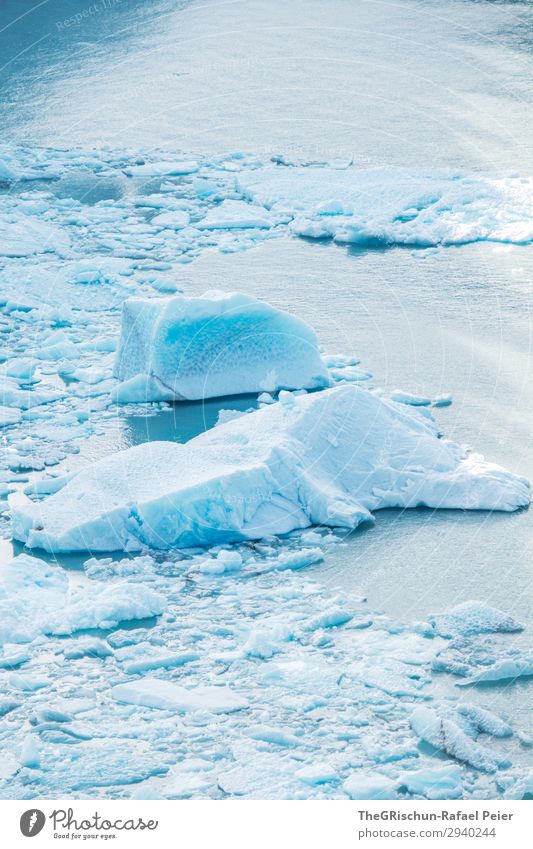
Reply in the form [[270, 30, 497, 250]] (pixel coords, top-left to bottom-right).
[[11, 384, 529, 552], [238, 167, 533, 247], [113, 292, 330, 402]]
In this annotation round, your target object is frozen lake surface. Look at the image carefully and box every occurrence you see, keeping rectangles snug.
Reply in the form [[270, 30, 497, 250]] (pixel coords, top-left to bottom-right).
[[0, 0, 531, 800]]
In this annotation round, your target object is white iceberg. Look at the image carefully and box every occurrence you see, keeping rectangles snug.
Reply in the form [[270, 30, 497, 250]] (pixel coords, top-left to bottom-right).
[[10, 383, 529, 553], [113, 291, 331, 401], [237, 166, 533, 247]]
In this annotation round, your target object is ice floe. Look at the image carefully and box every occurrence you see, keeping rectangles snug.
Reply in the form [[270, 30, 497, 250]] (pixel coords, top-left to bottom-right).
[[11, 383, 529, 553], [0, 554, 167, 643], [111, 678, 248, 713], [238, 166, 533, 247], [0, 144, 530, 801], [430, 601, 524, 638]]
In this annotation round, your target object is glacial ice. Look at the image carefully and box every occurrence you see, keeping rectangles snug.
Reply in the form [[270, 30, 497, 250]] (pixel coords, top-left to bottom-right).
[[11, 383, 529, 553], [113, 291, 331, 401]]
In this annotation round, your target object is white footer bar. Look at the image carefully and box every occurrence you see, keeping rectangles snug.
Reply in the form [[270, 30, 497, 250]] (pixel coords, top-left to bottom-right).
[[0, 799, 531, 849]]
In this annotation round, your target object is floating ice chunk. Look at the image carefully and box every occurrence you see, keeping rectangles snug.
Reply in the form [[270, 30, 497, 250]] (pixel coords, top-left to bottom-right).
[[1, 378, 62, 408], [390, 390, 432, 406], [197, 200, 273, 230], [10, 673, 49, 691], [329, 365, 372, 383], [110, 373, 175, 404], [0, 155, 16, 181], [12, 384, 529, 553], [40, 739, 167, 790], [151, 210, 190, 230], [295, 763, 337, 786], [299, 530, 323, 544], [343, 772, 398, 799], [262, 548, 324, 572], [433, 394, 453, 408], [52, 582, 167, 633], [0, 699, 20, 717], [63, 639, 114, 660], [3, 358, 36, 380], [155, 772, 214, 799], [120, 651, 199, 675], [0, 650, 30, 669], [430, 601, 524, 637], [457, 658, 533, 686], [150, 278, 182, 293], [20, 736, 41, 769], [0, 217, 69, 257], [111, 678, 248, 713], [215, 549, 243, 570], [247, 725, 300, 747], [410, 706, 509, 772], [192, 177, 218, 197], [457, 704, 512, 738], [306, 608, 353, 631], [124, 160, 199, 177], [215, 408, 247, 427], [242, 625, 292, 659], [399, 764, 462, 799], [199, 549, 244, 574], [504, 770, 533, 800], [113, 292, 330, 401]]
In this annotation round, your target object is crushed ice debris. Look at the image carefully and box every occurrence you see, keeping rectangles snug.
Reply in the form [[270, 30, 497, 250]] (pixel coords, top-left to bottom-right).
[[238, 166, 533, 247], [113, 292, 330, 402]]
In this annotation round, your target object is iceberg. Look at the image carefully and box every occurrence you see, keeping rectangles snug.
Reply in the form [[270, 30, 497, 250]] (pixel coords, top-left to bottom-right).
[[10, 383, 529, 553], [113, 291, 331, 401]]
